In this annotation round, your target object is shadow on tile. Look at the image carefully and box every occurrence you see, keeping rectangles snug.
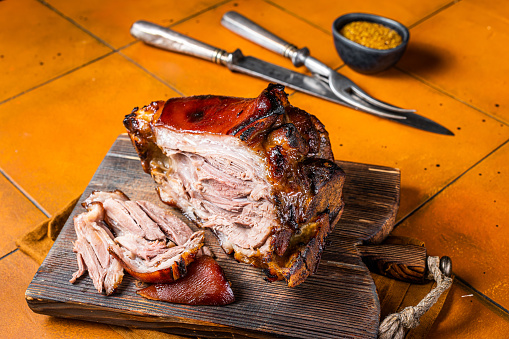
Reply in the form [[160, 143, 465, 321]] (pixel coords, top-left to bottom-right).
[[400, 42, 451, 74], [397, 185, 423, 221]]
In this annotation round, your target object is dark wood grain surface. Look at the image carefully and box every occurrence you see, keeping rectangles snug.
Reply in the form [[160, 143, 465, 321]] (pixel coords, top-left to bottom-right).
[[25, 135, 401, 339]]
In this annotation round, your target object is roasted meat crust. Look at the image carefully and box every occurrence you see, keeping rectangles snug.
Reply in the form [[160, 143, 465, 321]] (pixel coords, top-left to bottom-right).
[[137, 255, 235, 306], [124, 84, 345, 287]]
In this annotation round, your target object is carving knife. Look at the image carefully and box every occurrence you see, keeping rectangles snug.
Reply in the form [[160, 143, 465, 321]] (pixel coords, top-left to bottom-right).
[[130, 21, 453, 135]]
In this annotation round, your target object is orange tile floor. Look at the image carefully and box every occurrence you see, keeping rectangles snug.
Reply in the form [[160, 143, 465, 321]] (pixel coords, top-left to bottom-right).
[[1, 0, 508, 337]]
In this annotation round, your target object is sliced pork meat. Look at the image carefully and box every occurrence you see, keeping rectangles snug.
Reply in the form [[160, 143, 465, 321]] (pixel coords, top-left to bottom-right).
[[71, 190, 206, 291], [102, 198, 166, 241], [70, 202, 123, 295], [82, 189, 129, 208], [136, 200, 194, 245], [136, 199, 214, 258], [124, 83, 346, 287], [114, 234, 171, 261], [109, 231, 204, 284]]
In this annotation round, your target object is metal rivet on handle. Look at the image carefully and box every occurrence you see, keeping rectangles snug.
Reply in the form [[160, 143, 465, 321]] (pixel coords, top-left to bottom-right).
[[439, 256, 452, 277]]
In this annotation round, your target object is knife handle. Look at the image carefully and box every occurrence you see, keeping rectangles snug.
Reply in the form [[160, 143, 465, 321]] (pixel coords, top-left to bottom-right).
[[130, 20, 230, 65], [222, 11, 309, 67], [358, 243, 429, 283]]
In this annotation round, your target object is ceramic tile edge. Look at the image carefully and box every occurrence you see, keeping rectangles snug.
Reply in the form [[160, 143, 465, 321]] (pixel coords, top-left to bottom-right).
[[393, 138, 509, 319], [114, 0, 235, 52], [117, 51, 185, 97], [395, 67, 509, 126], [455, 276, 509, 319], [36, 0, 117, 50], [0, 167, 51, 218], [0, 248, 19, 261], [394, 137, 509, 226], [0, 52, 115, 106], [263, 0, 331, 36], [167, 0, 234, 29], [407, 0, 459, 29]]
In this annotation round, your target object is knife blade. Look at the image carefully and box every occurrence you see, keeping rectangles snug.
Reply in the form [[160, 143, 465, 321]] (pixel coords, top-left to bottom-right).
[[229, 51, 358, 109], [221, 11, 454, 136], [231, 53, 454, 135], [130, 20, 453, 135]]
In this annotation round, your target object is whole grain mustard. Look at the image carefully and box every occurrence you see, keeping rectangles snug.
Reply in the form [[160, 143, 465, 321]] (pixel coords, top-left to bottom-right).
[[340, 21, 402, 50]]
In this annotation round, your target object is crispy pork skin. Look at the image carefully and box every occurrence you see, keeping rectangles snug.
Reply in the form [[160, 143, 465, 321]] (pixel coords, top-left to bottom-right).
[[124, 84, 345, 287], [137, 255, 235, 306]]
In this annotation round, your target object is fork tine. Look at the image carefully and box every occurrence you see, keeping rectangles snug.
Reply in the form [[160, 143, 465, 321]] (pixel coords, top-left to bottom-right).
[[334, 87, 407, 119], [350, 85, 416, 113], [313, 73, 406, 119], [327, 71, 415, 115]]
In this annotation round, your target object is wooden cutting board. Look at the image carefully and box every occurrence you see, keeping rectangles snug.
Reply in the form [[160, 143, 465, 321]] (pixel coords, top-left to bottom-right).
[[26, 134, 400, 339]]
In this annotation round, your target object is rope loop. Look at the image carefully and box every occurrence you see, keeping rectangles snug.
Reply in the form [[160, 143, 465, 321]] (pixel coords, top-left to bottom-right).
[[378, 256, 453, 338]]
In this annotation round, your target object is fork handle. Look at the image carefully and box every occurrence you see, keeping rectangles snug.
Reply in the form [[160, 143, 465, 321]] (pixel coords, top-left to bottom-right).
[[222, 11, 309, 67]]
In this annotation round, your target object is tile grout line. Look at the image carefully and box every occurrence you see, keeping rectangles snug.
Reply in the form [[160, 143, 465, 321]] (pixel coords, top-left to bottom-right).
[[389, 134, 509, 317], [268, 0, 487, 130], [115, 0, 233, 54], [235, 0, 344, 70], [263, 0, 331, 36], [36, 0, 117, 52], [112, 0, 235, 98], [0, 248, 19, 262], [455, 276, 509, 318], [0, 0, 119, 106], [114, 0, 234, 53], [396, 0, 509, 127], [167, 0, 234, 29], [117, 51, 185, 97], [29, 0, 234, 104], [0, 52, 114, 106], [395, 66, 509, 126], [264, 0, 463, 37], [407, 0, 462, 29], [394, 136, 509, 228], [0, 167, 51, 218], [12, 0, 509, 328], [1, 0, 235, 212], [6, 0, 508, 322], [265, 0, 472, 96]]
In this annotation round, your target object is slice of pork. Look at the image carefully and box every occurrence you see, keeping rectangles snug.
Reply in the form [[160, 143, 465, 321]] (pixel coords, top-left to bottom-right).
[[109, 230, 205, 284], [70, 202, 124, 295], [71, 190, 206, 292], [136, 200, 194, 245], [136, 199, 214, 257], [102, 198, 166, 241], [82, 189, 129, 208]]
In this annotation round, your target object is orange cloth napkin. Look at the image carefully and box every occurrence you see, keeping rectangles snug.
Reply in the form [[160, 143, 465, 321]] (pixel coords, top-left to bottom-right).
[[17, 197, 451, 339]]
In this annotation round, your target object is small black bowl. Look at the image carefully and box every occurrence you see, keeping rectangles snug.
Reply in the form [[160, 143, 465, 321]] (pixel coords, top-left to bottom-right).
[[332, 13, 409, 74]]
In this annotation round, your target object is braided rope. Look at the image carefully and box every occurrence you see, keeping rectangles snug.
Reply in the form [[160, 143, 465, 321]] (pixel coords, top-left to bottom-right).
[[378, 256, 453, 339]]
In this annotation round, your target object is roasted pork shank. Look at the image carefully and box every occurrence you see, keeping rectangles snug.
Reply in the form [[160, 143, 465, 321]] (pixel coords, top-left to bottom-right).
[[124, 84, 345, 287]]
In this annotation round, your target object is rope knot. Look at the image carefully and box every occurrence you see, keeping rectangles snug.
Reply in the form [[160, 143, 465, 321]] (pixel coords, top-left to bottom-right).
[[399, 306, 420, 328], [378, 307, 419, 339]]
